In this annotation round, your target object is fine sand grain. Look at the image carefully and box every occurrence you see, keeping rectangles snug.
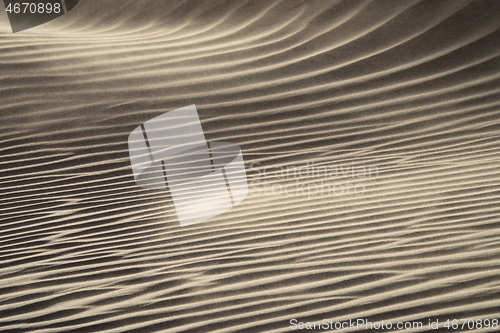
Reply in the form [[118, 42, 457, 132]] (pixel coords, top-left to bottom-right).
[[1, 1, 500, 332]]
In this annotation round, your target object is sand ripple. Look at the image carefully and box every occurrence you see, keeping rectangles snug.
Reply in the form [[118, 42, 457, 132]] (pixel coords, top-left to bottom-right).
[[1, 0, 500, 332]]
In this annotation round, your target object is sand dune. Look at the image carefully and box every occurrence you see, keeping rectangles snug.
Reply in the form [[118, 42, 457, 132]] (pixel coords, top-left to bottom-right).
[[1, 0, 500, 332]]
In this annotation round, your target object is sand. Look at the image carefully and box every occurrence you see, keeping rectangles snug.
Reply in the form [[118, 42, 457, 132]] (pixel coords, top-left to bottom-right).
[[1, 0, 500, 332]]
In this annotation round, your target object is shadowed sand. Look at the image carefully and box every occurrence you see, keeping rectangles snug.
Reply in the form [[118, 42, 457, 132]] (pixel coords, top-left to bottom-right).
[[1, 0, 500, 332]]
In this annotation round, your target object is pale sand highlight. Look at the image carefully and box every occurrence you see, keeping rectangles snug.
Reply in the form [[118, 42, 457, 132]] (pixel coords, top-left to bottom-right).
[[1, 0, 500, 332]]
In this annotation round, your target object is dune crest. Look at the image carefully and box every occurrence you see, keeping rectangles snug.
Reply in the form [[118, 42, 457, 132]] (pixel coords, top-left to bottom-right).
[[1, 1, 500, 332]]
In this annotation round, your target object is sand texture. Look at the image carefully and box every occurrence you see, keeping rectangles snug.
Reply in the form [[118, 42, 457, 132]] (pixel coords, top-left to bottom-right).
[[1, 0, 500, 332]]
